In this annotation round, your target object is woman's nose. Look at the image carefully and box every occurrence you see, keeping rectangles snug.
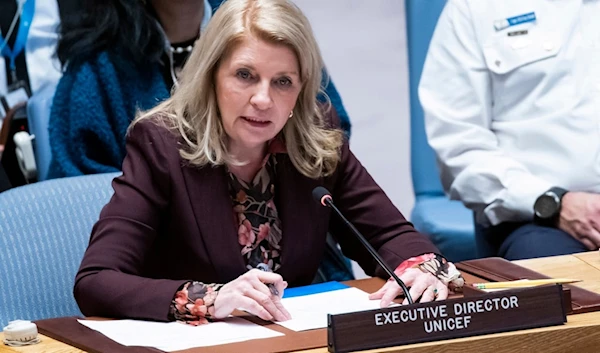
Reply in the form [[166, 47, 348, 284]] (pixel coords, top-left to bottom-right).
[[250, 81, 273, 110]]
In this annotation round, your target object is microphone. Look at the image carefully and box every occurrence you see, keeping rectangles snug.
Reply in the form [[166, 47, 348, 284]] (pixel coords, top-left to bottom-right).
[[312, 186, 414, 305]]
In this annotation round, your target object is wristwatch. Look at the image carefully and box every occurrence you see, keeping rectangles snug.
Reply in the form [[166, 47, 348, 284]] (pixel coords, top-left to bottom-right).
[[533, 187, 568, 226]]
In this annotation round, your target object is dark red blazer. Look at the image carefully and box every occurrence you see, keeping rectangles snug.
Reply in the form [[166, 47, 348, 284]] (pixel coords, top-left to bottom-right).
[[74, 118, 439, 322]]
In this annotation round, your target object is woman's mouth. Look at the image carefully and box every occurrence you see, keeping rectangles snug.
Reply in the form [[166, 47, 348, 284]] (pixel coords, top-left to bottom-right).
[[241, 116, 271, 127]]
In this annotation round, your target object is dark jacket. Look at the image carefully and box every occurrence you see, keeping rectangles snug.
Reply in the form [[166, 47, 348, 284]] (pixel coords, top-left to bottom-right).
[[74, 117, 438, 321]]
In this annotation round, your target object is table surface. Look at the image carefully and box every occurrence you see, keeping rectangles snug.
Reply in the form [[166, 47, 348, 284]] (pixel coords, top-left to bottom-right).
[[2, 251, 600, 353]]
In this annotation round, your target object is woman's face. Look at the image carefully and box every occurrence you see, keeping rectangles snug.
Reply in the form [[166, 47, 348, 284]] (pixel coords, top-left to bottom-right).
[[215, 36, 301, 155]]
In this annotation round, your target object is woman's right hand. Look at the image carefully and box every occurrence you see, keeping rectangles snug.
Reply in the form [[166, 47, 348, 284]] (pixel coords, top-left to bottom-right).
[[212, 269, 291, 321]]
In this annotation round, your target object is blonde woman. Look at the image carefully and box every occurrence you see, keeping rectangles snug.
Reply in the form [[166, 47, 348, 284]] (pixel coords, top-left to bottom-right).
[[75, 0, 462, 325]]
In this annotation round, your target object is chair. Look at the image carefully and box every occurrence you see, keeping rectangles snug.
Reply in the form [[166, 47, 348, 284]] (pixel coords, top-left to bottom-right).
[[26, 82, 58, 182], [405, 0, 476, 262], [0, 172, 119, 325]]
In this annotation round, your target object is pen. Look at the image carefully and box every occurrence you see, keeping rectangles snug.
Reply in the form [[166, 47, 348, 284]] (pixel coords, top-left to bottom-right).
[[255, 263, 280, 296], [473, 278, 581, 290]]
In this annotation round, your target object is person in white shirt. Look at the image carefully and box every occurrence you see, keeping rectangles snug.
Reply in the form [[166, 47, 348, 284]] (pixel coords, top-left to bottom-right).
[[0, 0, 63, 101], [419, 0, 600, 260], [0, 0, 73, 189]]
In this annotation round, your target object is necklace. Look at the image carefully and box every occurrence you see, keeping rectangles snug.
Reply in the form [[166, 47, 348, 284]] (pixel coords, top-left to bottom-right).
[[169, 45, 193, 54]]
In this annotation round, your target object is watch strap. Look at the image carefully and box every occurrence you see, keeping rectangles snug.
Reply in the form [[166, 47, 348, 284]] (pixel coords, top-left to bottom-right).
[[548, 186, 568, 201], [533, 186, 568, 227]]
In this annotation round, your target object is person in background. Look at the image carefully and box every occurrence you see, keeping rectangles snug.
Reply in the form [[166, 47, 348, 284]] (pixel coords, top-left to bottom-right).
[[74, 0, 464, 325], [0, 0, 68, 101], [0, 0, 78, 188], [48, 0, 350, 179], [420, 0, 600, 260]]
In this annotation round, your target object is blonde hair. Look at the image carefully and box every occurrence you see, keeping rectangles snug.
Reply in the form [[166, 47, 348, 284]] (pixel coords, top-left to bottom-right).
[[133, 0, 343, 178]]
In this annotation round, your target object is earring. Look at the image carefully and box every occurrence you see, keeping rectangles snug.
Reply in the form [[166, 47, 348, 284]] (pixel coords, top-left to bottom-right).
[[288, 110, 294, 119]]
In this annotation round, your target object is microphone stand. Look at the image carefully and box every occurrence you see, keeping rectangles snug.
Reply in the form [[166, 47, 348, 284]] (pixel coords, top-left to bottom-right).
[[322, 197, 414, 305]]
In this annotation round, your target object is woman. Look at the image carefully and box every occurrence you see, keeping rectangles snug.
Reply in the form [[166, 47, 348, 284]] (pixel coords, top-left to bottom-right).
[[48, 0, 350, 178], [74, 0, 463, 325]]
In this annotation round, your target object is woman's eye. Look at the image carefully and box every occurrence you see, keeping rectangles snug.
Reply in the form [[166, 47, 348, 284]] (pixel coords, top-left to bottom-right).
[[236, 70, 252, 80], [277, 78, 292, 86]]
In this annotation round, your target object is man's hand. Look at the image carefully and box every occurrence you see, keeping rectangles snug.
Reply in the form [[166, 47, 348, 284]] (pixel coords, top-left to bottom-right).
[[558, 192, 600, 250]]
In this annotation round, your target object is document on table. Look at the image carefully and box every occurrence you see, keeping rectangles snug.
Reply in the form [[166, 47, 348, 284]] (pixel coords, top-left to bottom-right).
[[78, 317, 283, 352], [277, 287, 388, 331]]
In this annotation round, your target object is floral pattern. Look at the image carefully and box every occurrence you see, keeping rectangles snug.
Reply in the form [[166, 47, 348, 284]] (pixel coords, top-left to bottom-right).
[[169, 282, 223, 325], [391, 253, 465, 292], [169, 140, 286, 325], [229, 154, 283, 272], [170, 140, 286, 325]]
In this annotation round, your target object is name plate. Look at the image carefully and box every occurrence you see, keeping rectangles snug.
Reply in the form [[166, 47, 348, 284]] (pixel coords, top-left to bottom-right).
[[327, 284, 566, 353]]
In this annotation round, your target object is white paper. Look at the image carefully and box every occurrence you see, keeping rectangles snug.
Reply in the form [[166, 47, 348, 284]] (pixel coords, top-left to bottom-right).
[[277, 287, 391, 331], [78, 317, 283, 352]]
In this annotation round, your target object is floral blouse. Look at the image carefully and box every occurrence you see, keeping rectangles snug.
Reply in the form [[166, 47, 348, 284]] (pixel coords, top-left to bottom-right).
[[229, 155, 283, 272], [169, 145, 284, 325]]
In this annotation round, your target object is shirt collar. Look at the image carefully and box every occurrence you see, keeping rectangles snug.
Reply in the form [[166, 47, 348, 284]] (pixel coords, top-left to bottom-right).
[[267, 136, 287, 155], [258, 137, 287, 167]]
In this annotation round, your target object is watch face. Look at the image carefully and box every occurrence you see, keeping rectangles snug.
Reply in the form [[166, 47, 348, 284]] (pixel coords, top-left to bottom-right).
[[534, 194, 560, 219]]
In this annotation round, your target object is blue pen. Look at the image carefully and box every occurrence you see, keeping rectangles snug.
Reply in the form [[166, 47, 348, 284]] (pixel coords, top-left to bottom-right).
[[256, 263, 280, 296]]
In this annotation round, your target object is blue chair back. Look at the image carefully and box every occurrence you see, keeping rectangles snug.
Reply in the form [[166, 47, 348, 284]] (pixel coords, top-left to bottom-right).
[[27, 82, 58, 181], [406, 0, 447, 198], [0, 172, 119, 325], [405, 0, 477, 262]]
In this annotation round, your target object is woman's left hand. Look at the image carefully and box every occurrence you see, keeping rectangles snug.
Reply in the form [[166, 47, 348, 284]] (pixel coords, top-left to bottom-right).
[[369, 267, 449, 307]]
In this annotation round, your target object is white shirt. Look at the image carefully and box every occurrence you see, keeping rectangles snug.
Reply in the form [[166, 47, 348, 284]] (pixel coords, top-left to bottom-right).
[[419, 0, 600, 226], [0, 0, 61, 96]]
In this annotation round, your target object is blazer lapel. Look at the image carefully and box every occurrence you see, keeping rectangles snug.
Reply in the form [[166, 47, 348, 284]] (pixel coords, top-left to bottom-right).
[[275, 155, 330, 284], [180, 155, 331, 286], [182, 164, 246, 283]]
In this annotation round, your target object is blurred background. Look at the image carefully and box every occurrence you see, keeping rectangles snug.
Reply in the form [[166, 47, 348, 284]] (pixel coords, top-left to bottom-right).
[[294, 0, 411, 278]]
